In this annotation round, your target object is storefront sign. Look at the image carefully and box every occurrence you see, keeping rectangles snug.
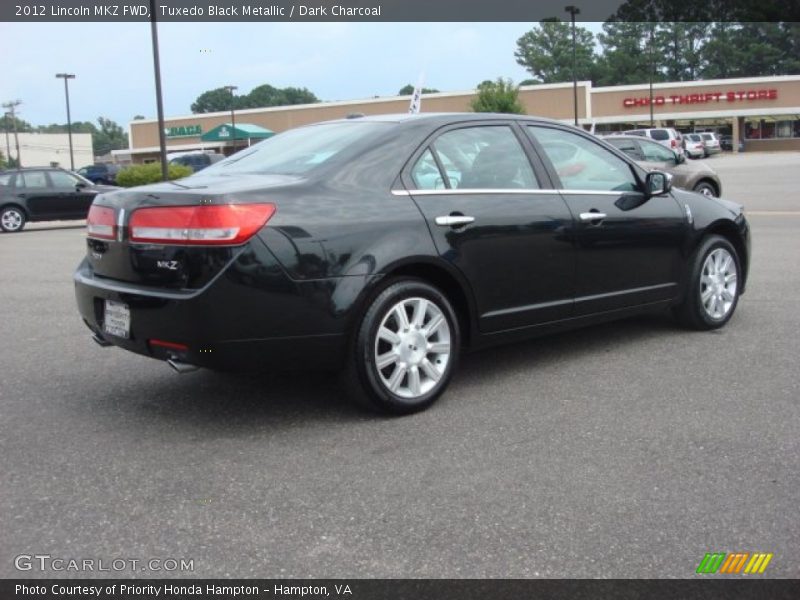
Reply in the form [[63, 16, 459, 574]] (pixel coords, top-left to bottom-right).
[[164, 125, 202, 137], [623, 89, 778, 108]]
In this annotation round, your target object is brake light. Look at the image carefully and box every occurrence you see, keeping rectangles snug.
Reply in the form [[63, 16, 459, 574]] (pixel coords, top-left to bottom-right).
[[671, 139, 678, 148], [87, 205, 116, 240], [149, 339, 189, 351], [129, 203, 276, 246]]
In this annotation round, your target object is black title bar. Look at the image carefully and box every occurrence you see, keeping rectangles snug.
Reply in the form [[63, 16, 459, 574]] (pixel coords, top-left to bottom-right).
[[2, 0, 799, 22]]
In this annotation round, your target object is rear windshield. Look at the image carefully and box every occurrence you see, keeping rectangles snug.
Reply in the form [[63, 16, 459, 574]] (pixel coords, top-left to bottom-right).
[[687, 134, 702, 141], [649, 130, 669, 141], [701, 133, 714, 140], [201, 121, 389, 176]]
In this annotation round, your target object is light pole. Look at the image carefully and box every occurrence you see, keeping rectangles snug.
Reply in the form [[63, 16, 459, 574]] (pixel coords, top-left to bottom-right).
[[3, 113, 11, 165], [224, 85, 238, 153], [648, 23, 655, 127], [2, 100, 22, 167], [55, 73, 76, 170], [564, 5, 580, 127], [149, 0, 168, 181]]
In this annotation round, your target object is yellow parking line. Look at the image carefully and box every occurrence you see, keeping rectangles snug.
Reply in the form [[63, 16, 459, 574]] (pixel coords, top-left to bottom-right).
[[745, 211, 800, 216]]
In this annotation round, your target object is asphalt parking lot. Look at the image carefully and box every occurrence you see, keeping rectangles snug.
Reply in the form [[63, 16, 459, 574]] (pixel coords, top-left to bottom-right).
[[1, 151, 798, 579]]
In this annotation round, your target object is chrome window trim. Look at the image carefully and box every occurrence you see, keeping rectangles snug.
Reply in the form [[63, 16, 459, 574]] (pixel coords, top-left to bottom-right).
[[392, 188, 628, 197]]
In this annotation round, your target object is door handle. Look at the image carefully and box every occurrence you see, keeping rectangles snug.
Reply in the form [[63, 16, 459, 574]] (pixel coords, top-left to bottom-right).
[[435, 215, 475, 227], [579, 211, 607, 222]]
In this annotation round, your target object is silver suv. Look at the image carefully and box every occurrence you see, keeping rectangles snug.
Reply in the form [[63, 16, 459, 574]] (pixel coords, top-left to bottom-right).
[[623, 128, 685, 157]]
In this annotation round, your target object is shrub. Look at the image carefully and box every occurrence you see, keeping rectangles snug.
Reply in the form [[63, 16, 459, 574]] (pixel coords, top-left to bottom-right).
[[470, 78, 526, 114], [116, 162, 193, 187]]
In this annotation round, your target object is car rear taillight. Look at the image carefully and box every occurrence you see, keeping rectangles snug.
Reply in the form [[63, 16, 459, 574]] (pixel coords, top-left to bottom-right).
[[671, 139, 678, 148], [129, 203, 276, 246], [87, 205, 116, 240]]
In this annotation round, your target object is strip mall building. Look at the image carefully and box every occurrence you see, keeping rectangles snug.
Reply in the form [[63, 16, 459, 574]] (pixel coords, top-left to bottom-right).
[[121, 75, 800, 164]]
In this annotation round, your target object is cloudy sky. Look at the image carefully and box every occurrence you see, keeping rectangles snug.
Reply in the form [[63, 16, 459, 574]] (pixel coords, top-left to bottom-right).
[[0, 22, 604, 128]]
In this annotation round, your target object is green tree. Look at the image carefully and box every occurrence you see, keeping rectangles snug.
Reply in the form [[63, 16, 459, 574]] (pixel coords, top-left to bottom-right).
[[398, 84, 440, 95], [93, 117, 128, 156], [515, 19, 597, 84], [595, 21, 659, 86], [470, 78, 525, 114], [191, 84, 319, 113], [191, 87, 238, 113]]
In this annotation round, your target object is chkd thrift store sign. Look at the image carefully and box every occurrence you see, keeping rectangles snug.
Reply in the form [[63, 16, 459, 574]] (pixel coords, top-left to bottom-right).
[[623, 89, 779, 108], [164, 125, 203, 138]]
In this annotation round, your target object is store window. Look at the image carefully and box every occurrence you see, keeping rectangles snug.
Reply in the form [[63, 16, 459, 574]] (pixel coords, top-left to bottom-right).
[[745, 116, 800, 140]]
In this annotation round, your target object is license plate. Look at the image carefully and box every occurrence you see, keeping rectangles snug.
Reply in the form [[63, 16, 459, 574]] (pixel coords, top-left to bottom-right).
[[104, 300, 130, 339]]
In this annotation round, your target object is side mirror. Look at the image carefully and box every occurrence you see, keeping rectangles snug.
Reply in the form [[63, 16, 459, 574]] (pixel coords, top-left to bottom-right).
[[675, 152, 685, 164], [645, 171, 672, 196], [75, 182, 88, 190]]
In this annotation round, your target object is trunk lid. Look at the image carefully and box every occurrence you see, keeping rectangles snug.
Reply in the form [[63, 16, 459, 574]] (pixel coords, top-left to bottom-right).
[[85, 173, 299, 289]]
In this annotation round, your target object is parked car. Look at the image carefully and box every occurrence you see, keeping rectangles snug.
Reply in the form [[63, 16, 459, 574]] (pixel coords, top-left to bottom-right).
[[75, 114, 750, 414], [76, 163, 121, 185], [0, 167, 119, 232], [604, 135, 722, 197], [683, 133, 706, 159], [623, 127, 685, 157], [169, 152, 224, 172], [719, 135, 744, 153], [699, 132, 722, 156]]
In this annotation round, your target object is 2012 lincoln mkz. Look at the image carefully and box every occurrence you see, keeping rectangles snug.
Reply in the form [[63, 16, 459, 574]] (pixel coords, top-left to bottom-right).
[[74, 114, 750, 414]]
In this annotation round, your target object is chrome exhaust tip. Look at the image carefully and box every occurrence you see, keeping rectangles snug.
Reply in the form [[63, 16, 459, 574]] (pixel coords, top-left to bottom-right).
[[167, 358, 199, 374], [92, 333, 112, 347]]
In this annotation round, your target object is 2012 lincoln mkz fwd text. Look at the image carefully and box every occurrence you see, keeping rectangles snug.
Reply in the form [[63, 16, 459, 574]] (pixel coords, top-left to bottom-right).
[[74, 114, 750, 414]]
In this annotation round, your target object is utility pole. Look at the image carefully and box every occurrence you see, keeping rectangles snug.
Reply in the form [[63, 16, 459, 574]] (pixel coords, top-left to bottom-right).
[[224, 85, 238, 154], [55, 73, 76, 170], [2, 101, 22, 167], [564, 5, 580, 127], [149, 0, 169, 181]]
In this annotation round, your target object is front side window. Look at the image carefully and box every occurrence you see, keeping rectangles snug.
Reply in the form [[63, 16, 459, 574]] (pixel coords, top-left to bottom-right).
[[18, 171, 48, 189], [48, 170, 82, 189], [529, 127, 638, 192], [428, 126, 538, 190], [639, 139, 677, 162]]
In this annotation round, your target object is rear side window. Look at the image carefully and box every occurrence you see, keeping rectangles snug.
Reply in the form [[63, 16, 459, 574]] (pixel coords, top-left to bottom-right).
[[18, 171, 48, 188], [411, 149, 446, 190], [649, 129, 669, 141], [0, 173, 12, 186], [427, 126, 539, 190]]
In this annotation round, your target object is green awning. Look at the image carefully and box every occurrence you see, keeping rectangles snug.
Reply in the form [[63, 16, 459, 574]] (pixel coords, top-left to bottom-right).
[[200, 123, 275, 142]]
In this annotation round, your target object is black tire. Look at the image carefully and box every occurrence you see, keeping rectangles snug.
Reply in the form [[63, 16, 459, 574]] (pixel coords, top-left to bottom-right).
[[693, 181, 717, 198], [342, 278, 460, 415], [674, 235, 741, 330], [0, 205, 26, 233]]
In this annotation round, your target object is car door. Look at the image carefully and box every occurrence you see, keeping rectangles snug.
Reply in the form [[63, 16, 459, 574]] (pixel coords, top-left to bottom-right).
[[401, 122, 575, 332], [526, 125, 686, 316], [15, 170, 60, 219], [46, 169, 96, 218]]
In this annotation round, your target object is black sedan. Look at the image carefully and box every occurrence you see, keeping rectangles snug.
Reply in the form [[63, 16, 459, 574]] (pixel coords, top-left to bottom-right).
[[0, 167, 118, 232], [74, 114, 750, 414]]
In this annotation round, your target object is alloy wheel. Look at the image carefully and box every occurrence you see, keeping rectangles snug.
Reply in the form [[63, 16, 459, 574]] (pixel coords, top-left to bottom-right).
[[1, 209, 24, 232], [700, 248, 738, 320], [373, 297, 451, 399]]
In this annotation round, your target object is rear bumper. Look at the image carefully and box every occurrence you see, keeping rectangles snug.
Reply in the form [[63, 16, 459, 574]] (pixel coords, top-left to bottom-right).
[[73, 246, 352, 371]]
